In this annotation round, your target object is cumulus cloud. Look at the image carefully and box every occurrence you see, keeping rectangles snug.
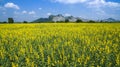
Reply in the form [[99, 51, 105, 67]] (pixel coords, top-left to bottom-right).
[[22, 10, 36, 15], [22, 10, 27, 14], [52, 0, 120, 18], [53, 0, 87, 4], [105, 2, 120, 7], [47, 13, 52, 16], [86, 0, 120, 16], [52, 0, 120, 7], [28, 11, 36, 15], [64, 13, 71, 16], [38, 8, 42, 10], [88, 0, 120, 8], [4, 2, 20, 9]]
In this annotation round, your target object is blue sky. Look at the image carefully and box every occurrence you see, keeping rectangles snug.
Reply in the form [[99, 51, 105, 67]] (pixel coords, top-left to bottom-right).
[[0, 0, 120, 22]]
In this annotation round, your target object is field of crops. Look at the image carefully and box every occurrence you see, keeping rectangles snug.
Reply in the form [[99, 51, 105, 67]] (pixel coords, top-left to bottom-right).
[[0, 23, 120, 67]]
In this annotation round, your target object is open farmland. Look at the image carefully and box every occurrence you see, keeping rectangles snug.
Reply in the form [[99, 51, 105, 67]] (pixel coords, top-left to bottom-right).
[[0, 23, 120, 67]]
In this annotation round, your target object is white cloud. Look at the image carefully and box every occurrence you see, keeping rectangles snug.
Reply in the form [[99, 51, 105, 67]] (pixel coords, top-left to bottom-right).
[[28, 11, 36, 15], [86, 0, 120, 17], [88, 0, 120, 8], [95, 8, 106, 15], [38, 8, 42, 10], [23, 10, 36, 15], [64, 13, 71, 16], [22, 10, 27, 14], [53, 0, 120, 8], [53, 0, 87, 4], [4, 2, 20, 9], [14, 11, 20, 14], [107, 2, 120, 7], [47, 13, 52, 16]]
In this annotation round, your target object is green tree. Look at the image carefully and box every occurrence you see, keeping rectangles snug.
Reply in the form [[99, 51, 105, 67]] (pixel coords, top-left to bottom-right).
[[8, 18, 14, 23], [23, 21, 28, 23], [76, 19, 82, 23], [88, 20, 95, 23], [65, 19, 69, 23]]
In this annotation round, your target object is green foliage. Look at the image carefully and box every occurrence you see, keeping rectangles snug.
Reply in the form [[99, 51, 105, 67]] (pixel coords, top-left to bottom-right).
[[0, 21, 7, 24], [23, 21, 28, 23], [65, 19, 69, 23], [88, 20, 95, 23], [76, 19, 83, 23], [8, 18, 14, 23]]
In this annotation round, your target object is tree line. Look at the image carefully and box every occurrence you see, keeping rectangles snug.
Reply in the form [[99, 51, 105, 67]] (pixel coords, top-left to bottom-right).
[[0, 17, 120, 24], [0, 18, 28, 24]]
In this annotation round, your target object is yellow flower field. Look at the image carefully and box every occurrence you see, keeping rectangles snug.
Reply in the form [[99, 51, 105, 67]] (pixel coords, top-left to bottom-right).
[[0, 23, 120, 67]]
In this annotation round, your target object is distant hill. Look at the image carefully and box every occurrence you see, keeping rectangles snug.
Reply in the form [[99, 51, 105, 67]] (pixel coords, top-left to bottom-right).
[[33, 15, 120, 23], [102, 18, 119, 22], [33, 18, 50, 22], [33, 14, 84, 22]]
